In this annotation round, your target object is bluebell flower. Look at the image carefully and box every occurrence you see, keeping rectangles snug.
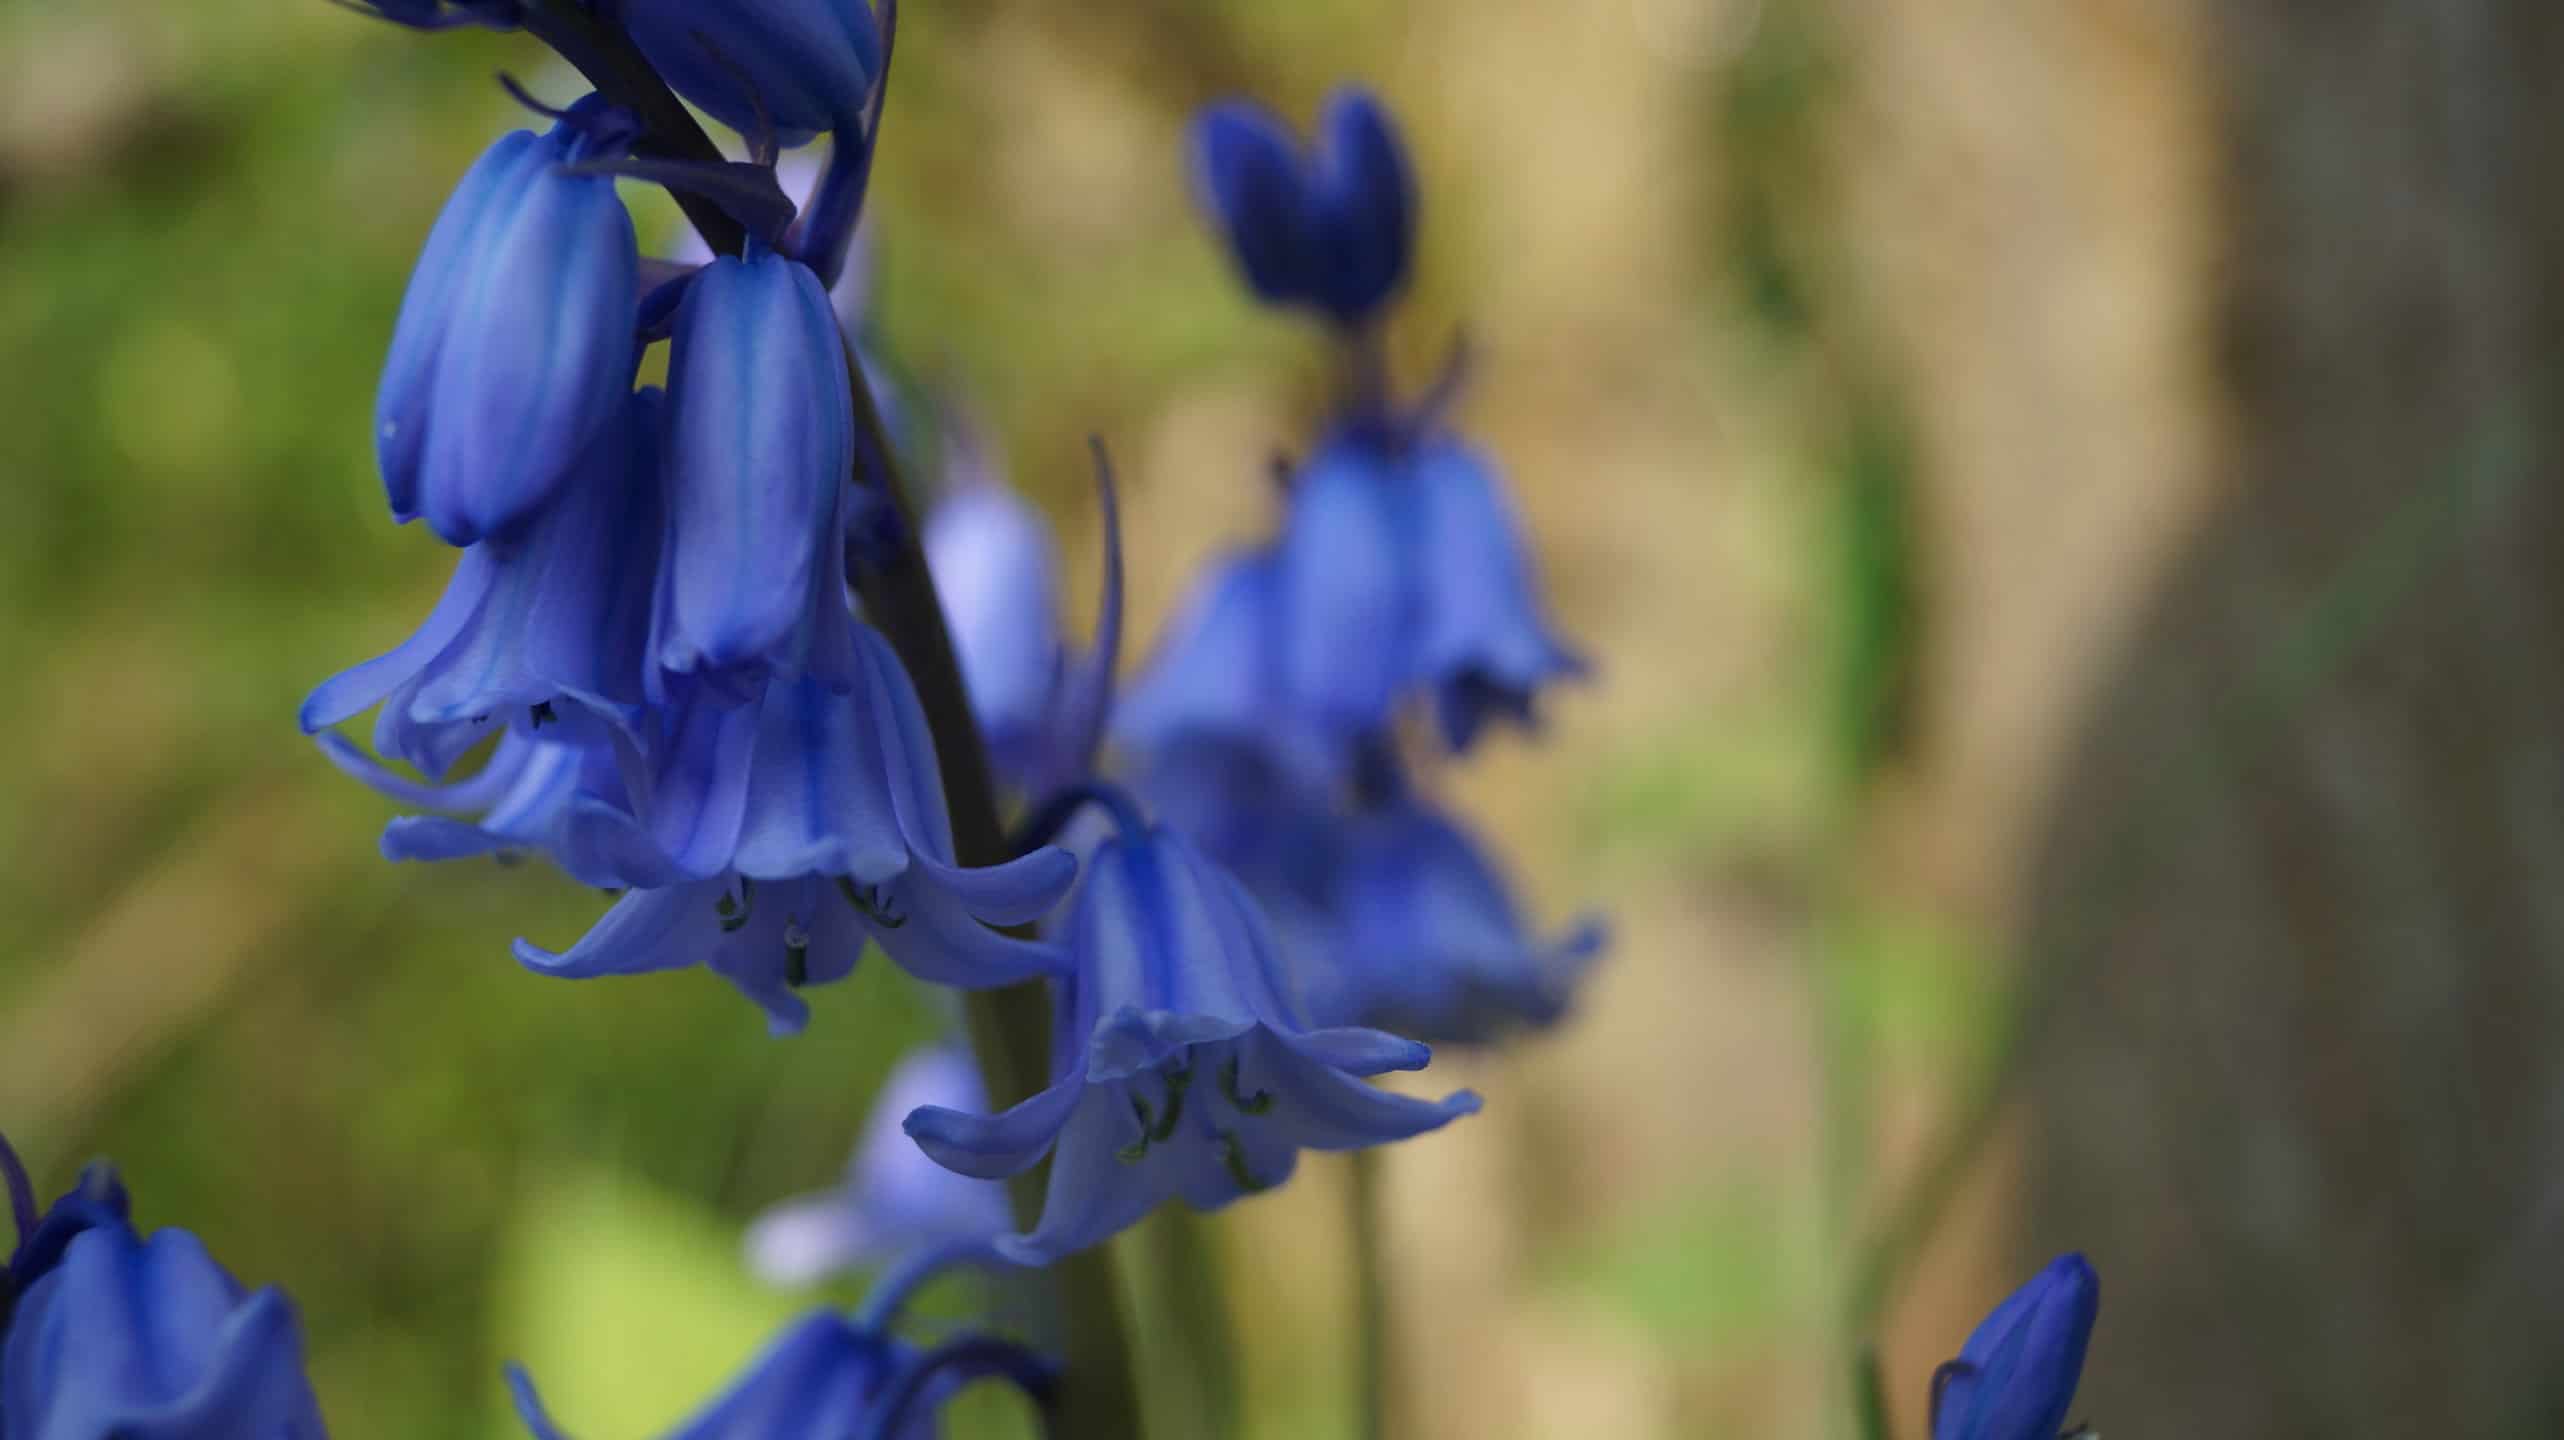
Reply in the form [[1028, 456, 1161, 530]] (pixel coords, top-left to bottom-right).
[[905, 793, 1479, 1265], [377, 100, 640, 546], [304, 386, 664, 776], [622, 0, 886, 149], [1192, 89, 1413, 326], [656, 245, 861, 701], [1932, 1253, 2100, 1440], [923, 440, 1123, 797], [1299, 793, 1606, 1046], [747, 1046, 1011, 1286], [515, 628, 1075, 1034], [1, 1138, 327, 1439], [509, 1238, 1052, 1440], [1119, 428, 1586, 774], [314, 728, 649, 891]]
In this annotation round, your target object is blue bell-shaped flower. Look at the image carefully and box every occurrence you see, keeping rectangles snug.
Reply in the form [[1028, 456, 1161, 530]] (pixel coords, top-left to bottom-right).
[[1932, 1253, 2100, 1440], [305, 386, 666, 777], [1192, 89, 1414, 326], [1300, 794, 1606, 1046], [1119, 428, 1585, 778], [314, 728, 653, 892], [622, 0, 886, 149], [515, 628, 1075, 1034], [657, 246, 860, 699], [1, 1139, 327, 1440], [746, 1046, 1011, 1286], [376, 101, 640, 546], [511, 1313, 925, 1440], [905, 793, 1479, 1265]]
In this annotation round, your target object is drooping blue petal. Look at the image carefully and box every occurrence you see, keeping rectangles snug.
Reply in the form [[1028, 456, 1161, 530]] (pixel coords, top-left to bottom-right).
[[510, 1312, 912, 1440], [377, 114, 640, 547], [658, 249, 858, 695], [1307, 89, 1414, 323], [745, 1047, 1010, 1286], [622, 0, 886, 150], [1276, 440, 1411, 746], [2, 1228, 327, 1440], [904, 1074, 1083, 1184], [1932, 1253, 2100, 1440], [1191, 102, 1316, 309]]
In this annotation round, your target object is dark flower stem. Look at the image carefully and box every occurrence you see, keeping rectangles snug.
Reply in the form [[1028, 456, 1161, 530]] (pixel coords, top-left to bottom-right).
[[1350, 1147, 1392, 1440], [515, 7, 1142, 1435]]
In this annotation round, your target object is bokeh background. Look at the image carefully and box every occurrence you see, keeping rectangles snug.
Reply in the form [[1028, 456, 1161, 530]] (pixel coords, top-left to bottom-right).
[[4, 0, 2560, 1436]]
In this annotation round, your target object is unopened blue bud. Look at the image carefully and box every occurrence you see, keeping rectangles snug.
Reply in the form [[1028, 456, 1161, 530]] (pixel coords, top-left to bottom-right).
[[658, 247, 858, 692], [1933, 1253, 2100, 1440], [376, 107, 639, 545], [622, 0, 886, 149], [1192, 88, 1415, 325]]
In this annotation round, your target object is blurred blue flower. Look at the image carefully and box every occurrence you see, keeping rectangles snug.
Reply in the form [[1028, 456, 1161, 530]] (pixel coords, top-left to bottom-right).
[[1192, 89, 1413, 326], [514, 632, 1074, 1034], [905, 794, 1479, 1264], [509, 1237, 1052, 1440], [657, 246, 861, 701], [305, 385, 665, 777], [1933, 1253, 2100, 1440], [340, 0, 522, 32], [377, 101, 639, 547], [1119, 428, 1585, 776], [746, 1047, 1011, 1286], [1, 1139, 326, 1439], [923, 438, 1124, 798], [1299, 790, 1606, 1046], [622, 0, 886, 150]]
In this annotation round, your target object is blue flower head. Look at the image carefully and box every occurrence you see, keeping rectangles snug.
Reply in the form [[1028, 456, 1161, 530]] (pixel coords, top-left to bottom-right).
[[905, 792, 1480, 1265], [657, 246, 862, 701], [514, 630, 1076, 1034], [1193, 89, 1413, 326], [0, 1137, 327, 1439], [1303, 791, 1606, 1047], [305, 385, 666, 776], [377, 99, 640, 547], [746, 1046, 1011, 1286], [622, 0, 887, 150], [923, 437, 1125, 798], [1933, 1253, 2100, 1440], [1119, 429, 1586, 777]]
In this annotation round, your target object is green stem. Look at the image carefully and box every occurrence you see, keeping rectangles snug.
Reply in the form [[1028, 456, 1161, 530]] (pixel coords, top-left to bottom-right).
[[521, 7, 1144, 1432], [1123, 1206, 1241, 1439], [1350, 1148, 1392, 1440]]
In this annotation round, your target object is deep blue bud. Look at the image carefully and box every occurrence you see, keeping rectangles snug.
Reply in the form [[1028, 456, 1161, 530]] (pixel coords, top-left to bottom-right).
[[622, 0, 886, 149], [906, 802, 1479, 1264], [746, 1047, 1010, 1286], [377, 106, 640, 545], [658, 247, 859, 697], [1191, 89, 1414, 325], [1, 1140, 327, 1439], [1932, 1253, 2100, 1440]]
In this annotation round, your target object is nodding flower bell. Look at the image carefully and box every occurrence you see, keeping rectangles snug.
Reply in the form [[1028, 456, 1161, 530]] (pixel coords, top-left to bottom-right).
[[1932, 1254, 2101, 1440], [1192, 89, 1413, 327], [1118, 428, 1587, 776], [515, 629, 1076, 1035], [905, 790, 1479, 1265], [1, 1138, 328, 1438], [746, 1046, 1010, 1287], [509, 1237, 1051, 1440], [657, 245, 860, 699], [303, 386, 665, 777], [376, 98, 640, 547], [621, 0, 887, 149]]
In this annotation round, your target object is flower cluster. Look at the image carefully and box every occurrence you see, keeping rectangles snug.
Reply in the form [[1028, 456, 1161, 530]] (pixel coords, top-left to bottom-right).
[[114, 0, 2120, 1434]]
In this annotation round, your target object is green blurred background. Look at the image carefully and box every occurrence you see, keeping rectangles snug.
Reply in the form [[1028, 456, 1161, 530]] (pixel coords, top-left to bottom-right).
[[6, 0, 2562, 1436]]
